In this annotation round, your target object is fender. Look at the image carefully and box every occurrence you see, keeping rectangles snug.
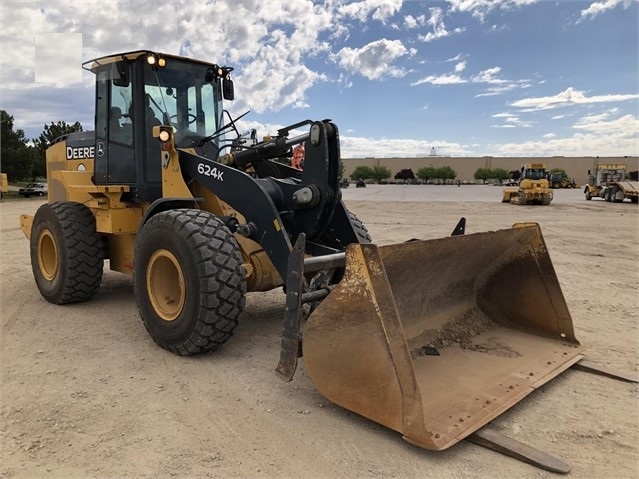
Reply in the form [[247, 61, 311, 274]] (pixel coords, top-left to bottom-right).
[[141, 197, 203, 226]]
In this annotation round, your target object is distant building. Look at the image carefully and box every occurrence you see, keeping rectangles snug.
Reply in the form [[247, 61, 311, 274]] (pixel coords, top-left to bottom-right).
[[429, 147, 437, 156], [341, 156, 639, 185]]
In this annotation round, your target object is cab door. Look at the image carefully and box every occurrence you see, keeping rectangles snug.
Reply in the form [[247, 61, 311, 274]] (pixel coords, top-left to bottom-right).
[[93, 62, 135, 185]]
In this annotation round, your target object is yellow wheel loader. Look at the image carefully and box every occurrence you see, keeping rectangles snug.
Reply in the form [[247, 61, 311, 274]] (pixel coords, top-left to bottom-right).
[[21, 50, 611, 470], [502, 163, 553, 205], [0, 172, 8, 199]]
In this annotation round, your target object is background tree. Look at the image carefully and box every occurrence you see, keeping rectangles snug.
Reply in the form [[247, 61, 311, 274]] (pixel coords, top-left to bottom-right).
[[434, 166, 457, 180], [491, 168, 510, 181], [350, 165, 374, 180], [1, 110, 34, 181], [370, 165, 392, 183], [32, 120, 83, 179], [415, 166, 438, 181], [509, 169, 521, 180], [394, 168, 415, 181], [473, 167, 492, 182], [550, 167, 567, 176]]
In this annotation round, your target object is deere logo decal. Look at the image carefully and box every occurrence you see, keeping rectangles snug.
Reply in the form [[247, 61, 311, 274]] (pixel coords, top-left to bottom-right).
[[66, 145, 95, 160]]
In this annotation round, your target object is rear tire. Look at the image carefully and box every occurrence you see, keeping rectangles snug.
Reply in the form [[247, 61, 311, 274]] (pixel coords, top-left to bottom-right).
[[610, 188, 621, 203], [134, 209, 246, 355], [30, 202, 104, 304]]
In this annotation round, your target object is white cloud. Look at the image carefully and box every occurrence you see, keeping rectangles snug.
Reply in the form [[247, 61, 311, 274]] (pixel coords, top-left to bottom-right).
[[490, 112, 533, 128], [340, 135, 473, 158], [337, 0, 403, 24], [491, 112, 639, 156], [447, 0, 539, 21], [413, 63, 530, 92], [471, 67, 506, 84], [454, 61, 467, 72], [574, 108, 620, 124], [404, 14, 426, 29], [445, 53, 465, 62], [411, 73, 467, 86], [419, 7, 465, 42], [573, 110, 636, 135], [244, 111, 637, 158], [578, 0, 632, 22], [331, 39, 410, 80], [511, 87, 639, 111], [0, 0, 338, 129], [475, 84, 520, 97]]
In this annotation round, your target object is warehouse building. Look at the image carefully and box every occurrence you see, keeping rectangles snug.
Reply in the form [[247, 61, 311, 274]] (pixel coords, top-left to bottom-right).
[[342, 156, 639, 185]]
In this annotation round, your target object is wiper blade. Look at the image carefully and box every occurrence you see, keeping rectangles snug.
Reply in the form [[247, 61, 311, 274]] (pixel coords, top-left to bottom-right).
[[196, 110, 250, 147]]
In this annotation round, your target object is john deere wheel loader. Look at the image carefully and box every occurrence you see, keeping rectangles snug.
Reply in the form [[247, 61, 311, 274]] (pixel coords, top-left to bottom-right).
[[21, 50, 592, 465]]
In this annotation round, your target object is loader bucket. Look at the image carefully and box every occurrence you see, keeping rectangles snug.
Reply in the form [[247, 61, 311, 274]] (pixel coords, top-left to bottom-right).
[[302, 223, 584, 451]]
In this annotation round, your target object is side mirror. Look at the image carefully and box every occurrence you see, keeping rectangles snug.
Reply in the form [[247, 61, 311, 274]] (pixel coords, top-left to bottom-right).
[[223, 78, 234, 101], [112, 61, 129, 87]]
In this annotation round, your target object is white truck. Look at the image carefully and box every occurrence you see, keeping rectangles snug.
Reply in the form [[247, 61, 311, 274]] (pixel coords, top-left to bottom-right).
[[584, 163, 639, 204]]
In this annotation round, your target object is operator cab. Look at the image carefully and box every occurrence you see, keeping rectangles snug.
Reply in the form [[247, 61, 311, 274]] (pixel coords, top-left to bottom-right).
[[521, 165, 547, 181], [83, 50, 234, 202]]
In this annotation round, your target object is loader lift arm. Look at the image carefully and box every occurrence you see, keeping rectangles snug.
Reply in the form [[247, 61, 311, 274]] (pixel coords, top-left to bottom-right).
[[178, 119, 359, 282]]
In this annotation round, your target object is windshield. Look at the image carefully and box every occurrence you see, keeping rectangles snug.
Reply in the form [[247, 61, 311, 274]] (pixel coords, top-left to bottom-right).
[[523, 168, 546, 180], [143, 58, 223, 144]]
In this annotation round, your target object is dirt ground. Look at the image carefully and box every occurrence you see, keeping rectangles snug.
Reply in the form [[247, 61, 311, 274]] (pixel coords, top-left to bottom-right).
[[1, 187, 638, 479]]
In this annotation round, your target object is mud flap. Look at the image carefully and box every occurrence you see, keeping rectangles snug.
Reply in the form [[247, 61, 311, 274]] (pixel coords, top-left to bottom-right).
[[302, 223, 584, 451]]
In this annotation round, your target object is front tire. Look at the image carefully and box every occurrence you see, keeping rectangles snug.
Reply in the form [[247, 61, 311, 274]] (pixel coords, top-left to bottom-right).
[[30, 202, 104, 304], [134, 209, 247, 355], [348, 210, 372, 243]]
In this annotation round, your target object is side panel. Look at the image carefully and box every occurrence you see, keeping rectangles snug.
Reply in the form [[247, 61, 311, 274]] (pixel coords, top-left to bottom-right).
[[47, 133, 96, 203]]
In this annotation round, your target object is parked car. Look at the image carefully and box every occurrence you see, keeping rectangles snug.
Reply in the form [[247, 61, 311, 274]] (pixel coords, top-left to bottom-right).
[[18, 182, 47, 198], [355, 179, 366, 188]]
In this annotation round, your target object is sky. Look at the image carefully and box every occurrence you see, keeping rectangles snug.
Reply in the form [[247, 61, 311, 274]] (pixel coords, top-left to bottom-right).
[[0, 0, 637, 158]]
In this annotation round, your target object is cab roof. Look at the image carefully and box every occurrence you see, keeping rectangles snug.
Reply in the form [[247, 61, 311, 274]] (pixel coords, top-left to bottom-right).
[[82, 50, 220, 72]]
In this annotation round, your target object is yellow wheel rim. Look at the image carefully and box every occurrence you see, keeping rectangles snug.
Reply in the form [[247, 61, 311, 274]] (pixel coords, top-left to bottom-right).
[[38, 229, 58, 281], [146, 249, 185, 322]]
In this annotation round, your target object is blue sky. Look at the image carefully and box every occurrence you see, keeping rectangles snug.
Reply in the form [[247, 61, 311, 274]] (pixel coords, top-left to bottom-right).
[[1, 0, 637, 158]]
